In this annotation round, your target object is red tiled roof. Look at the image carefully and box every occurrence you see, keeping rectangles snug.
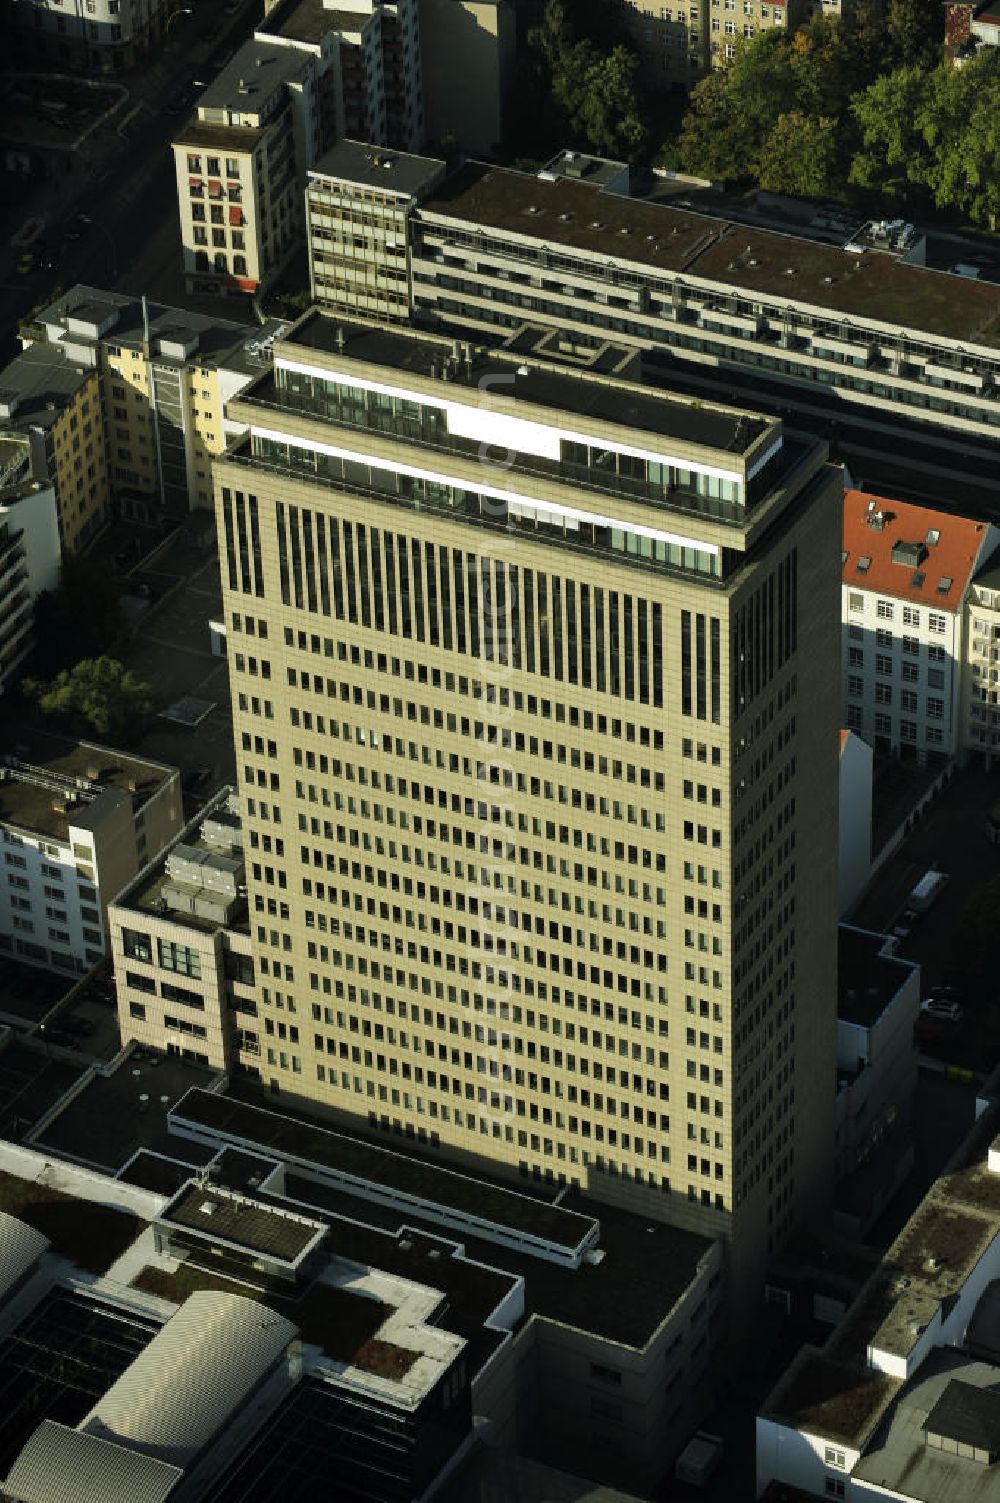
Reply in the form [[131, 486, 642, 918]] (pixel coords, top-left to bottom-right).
[[842, 488, 988, 611]]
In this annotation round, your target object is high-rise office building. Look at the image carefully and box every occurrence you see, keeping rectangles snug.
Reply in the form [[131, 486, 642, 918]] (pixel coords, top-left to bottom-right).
[[213, 312, 841, 1301]]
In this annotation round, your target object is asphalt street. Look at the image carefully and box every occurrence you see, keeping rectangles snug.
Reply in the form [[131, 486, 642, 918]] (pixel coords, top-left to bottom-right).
[[0, 0, 258, 360]]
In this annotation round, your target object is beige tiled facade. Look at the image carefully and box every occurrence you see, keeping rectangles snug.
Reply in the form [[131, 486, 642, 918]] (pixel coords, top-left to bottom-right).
[[622, 0, 800, 82], [212, 313, 840, 1307]]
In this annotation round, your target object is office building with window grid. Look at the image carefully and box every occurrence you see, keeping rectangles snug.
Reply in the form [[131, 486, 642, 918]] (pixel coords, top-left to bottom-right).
[[305, 151, 1000, 504], [212, 311, 841, 1305], [0, 728, 181, 976]]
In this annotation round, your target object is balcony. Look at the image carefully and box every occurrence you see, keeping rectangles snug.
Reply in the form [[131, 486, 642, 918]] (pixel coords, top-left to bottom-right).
[[252, 383, 754, 529]]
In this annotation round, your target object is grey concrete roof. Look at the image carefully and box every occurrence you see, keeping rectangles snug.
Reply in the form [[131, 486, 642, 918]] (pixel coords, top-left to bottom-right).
[[310, 139, 446, 199], [4, 1421, 182, 1503], [0, 1210, 48, 1304], [85, 1290, 298, 1466], [0, 343, 93, 430], [925, 1378, 1000, 1454], [854, 1351, 1000, 1501], [838, 924, 915, 1027], [160, 1182, 325, 1264], [35, 285, 284, 379], [195, 37, 310, 115]]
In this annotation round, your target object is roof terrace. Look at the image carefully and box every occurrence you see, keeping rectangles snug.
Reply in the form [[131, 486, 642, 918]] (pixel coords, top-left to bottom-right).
[[159, 1181, 326, 1268], [838, 925, 916, 1027], [169, 1087, 599, 1266], [0, 728, 175, 844], [282, 310, 773, 461], [113, 787, 248, 937]]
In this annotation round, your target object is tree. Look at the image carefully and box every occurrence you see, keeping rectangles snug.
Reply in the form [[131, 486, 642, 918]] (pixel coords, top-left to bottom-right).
[[529, 0, 648, 161], [31, 555, 124, 677], [678, 69, 764, 182], [555, 42, 648, 161], [678, 34, 791, 183], [849, 66, 934, 197], [787, 17, 855, 117], [887, 0, 942, 68], [23, 657, 156, 745], [917, 52, 1000, 227], [956, 876, 1000, 982], [759, 112, 842, 199]]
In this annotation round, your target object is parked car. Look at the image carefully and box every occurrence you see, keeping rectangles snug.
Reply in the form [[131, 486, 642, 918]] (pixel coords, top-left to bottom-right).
[[920, 997, 963, 1023], [908, 869, 949, 913]]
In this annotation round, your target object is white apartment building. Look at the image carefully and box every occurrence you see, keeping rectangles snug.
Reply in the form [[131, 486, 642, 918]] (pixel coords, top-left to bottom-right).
[[0, 445, 60, 692], [0, 731, 181, 976], [964, 546, 1000, 762], [108, 788, 255, 1072], [172, 0, 424, 301], [757, 1119, 1000, 1502], [842, 489, 999, 763], [833, 925, 919, 1239]]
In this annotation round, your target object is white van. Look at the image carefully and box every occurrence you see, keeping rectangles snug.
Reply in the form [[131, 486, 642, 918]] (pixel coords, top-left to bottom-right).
[[908, 869, 949, 912]]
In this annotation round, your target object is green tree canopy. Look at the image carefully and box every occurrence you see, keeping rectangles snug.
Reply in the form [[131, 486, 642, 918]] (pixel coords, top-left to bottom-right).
[[529, 0, 648, 161], [849, 66, 934, 196], [917, 51, 1000, 228], [678, 25, 856, 185], [850, 51, 1000, 227], [886, 0, 942, 68], [759, 111, 842, 199], [23, 657, 156, 745], [957, 875, 1000, 983], [31, 555, 124, 677]]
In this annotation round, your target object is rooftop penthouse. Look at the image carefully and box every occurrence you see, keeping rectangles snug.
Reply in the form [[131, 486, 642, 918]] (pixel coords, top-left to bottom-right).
[[115, 788, 249, 938], [224, 312, 823, 592]]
